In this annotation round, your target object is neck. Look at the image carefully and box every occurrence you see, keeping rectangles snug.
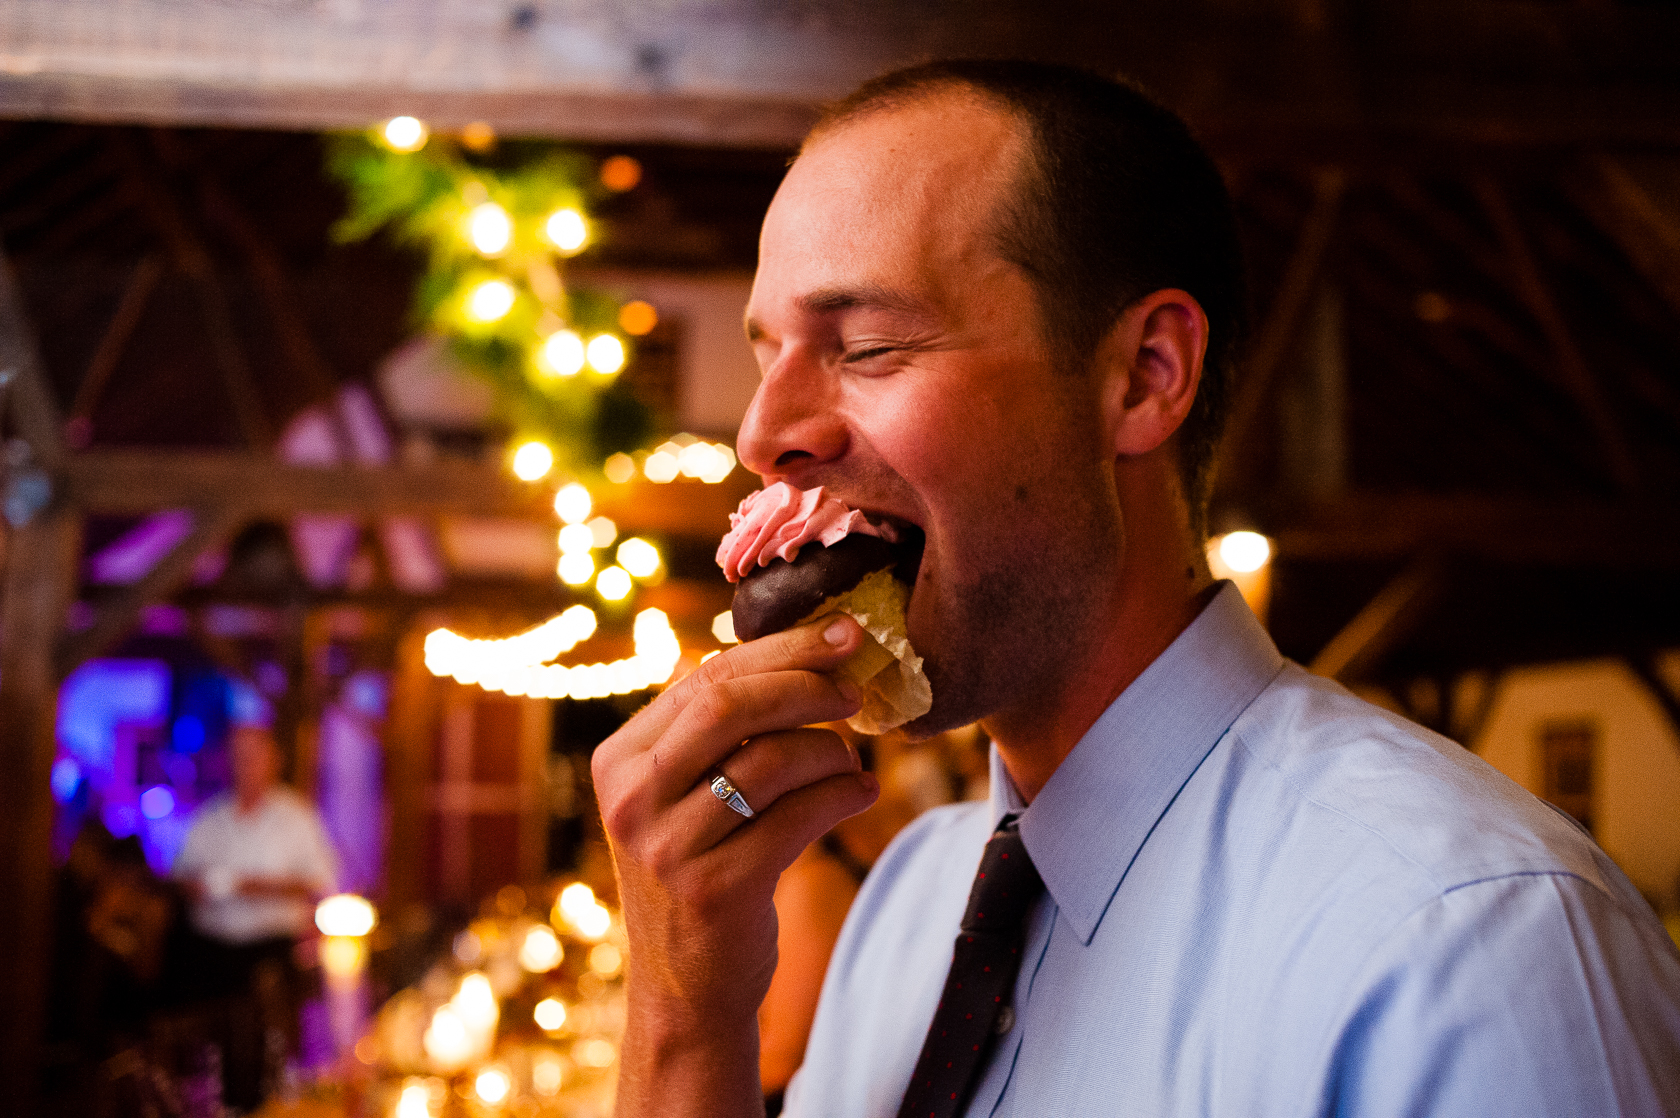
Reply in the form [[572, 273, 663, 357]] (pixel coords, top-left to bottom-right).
[[984, 482, 1213, 802], [235, 787, 269, 813]]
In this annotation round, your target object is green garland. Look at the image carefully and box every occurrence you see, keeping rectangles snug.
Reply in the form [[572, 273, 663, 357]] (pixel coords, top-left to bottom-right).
[[326, 129, 651, 477]]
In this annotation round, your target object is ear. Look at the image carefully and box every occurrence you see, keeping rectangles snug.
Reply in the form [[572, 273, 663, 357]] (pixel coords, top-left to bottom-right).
[[1097, 289, 1209, 459]]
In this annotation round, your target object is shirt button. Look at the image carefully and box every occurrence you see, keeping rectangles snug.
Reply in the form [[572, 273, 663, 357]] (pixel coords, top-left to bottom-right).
[[994, 1005, 1016, 1035]]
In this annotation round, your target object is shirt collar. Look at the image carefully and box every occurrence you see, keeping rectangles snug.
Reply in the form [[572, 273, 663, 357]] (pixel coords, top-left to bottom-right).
[[998, 581, 1285, 944]]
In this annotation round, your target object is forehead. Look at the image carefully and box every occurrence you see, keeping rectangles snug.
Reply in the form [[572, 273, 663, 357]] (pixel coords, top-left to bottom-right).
[[753, 93, 1027, 306]]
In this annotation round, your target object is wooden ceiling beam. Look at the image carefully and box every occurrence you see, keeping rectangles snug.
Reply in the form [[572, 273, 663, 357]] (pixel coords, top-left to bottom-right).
[[1263, 492, 1680, 567], [1309, 553, 1446, 682], [61, 448, 752, 538], [1472, 174, 1642, 494], [4, 2, 1680, 149]]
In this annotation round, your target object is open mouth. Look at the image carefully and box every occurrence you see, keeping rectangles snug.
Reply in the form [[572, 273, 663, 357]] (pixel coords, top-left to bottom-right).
[[889, 522, 926, 587]]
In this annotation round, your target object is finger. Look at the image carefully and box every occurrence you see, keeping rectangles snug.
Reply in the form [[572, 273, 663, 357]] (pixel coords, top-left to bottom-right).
[[675, 727, 861, 852], [701, 769, 881, 895], [649, 668, 863, 797], [630, 614, 865, 745]]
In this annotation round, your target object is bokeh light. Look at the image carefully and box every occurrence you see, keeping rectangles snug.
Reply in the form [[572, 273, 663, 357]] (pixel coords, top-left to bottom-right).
[[1217, 530, 1272, 574], [617, 537, 660, 578], [596, 566, 632, 601], [466, 279, 516, 323], [546, 208, 588, 253], [586, 334, 626, 375], [618, 300, 658, 336], [467, 202, 511, 256], [554, 483, 592, 524], [382, 116, 428, 152], [540, 329, 586, 377], [511, 440, 554, 481]]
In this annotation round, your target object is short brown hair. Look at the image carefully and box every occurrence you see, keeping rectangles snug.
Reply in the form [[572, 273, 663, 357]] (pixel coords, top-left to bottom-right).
[[813, 60, 1246, 533]]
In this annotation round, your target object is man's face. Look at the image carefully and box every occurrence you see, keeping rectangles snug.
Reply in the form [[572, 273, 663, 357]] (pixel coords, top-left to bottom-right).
[[230, 727, 279, 802], [740, 93, 1125, 734]]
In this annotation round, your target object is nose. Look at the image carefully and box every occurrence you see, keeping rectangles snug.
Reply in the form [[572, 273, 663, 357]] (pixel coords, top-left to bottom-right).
[[735, 357, 848, 482]]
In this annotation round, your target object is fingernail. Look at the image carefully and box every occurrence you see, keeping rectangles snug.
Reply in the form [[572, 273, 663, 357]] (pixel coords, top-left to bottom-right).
[[824, 616, 853, 645]]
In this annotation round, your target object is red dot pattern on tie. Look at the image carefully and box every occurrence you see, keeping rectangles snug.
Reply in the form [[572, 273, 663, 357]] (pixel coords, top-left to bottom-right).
[[894, 819, 1043, 1118]]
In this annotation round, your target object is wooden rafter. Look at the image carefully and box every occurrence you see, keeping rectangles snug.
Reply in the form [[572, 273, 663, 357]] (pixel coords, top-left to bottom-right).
[[1472, 174, 1641, 494], [108, 132, 274, 448], [1217, 165, 1346, 492], [69, 253, 163, 421], [55, 503, 247, 676], [1569, 156, 1680, 321], [1309, 554, 1447, 682]]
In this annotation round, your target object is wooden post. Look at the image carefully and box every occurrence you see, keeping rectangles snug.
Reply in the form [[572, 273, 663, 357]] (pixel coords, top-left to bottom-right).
[[0, 250, 76, 1111]]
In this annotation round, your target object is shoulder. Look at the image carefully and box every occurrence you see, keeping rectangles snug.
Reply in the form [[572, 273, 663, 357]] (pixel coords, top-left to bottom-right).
[[1230, 663, 1622, 900]]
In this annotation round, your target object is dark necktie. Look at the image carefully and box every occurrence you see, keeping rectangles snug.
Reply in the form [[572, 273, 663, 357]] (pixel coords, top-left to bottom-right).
[[896, 817, 1045, 1118]]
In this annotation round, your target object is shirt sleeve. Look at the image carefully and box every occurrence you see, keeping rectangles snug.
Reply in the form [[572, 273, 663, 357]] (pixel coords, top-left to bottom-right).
[[297, 807, 341, 896], [1323, 872, 1680, 1117]]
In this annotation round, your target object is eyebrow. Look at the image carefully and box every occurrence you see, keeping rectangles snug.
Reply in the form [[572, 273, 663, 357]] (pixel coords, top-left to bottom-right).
[[745, 283, 929, 341]]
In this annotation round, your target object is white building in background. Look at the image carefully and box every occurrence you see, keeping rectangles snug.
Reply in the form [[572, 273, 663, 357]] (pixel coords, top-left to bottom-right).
[[1472, 654, 1680, 919]]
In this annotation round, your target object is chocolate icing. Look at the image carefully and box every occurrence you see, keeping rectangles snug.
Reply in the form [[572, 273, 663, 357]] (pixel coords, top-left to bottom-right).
[[731, 533, 899, 641]]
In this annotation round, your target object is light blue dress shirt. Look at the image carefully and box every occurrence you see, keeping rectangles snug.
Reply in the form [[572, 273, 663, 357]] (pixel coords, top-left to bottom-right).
[[785, 583, 1680, 1116]]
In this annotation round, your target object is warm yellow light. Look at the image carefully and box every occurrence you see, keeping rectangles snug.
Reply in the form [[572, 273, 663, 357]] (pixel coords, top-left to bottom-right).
[[474, 1068, 511, 1106], [618, 300, 658, 336], [546, 208, 588, 253], [540, 329, 586, 377], [617, 538, 660, 578], [467, 202, 512, 256], [532, 1054, 564, 1096], [422, 1006, 471, 1072], [712, 611, 738, 644], [1217, 530, 1272, 574], [396, 1080, 433, 1118], [383, 116, 428, 152], [558, 882, 596, 920], [586, 334, 626, 375], [587, 516, 618, 550], [511, 440, 554, 481], [574, 1037, 617, 1068], [599, 154, 642, 192], [319, 935, 366, 981], [519, 924, 564, 972], [534, 997, 568, 1032], [558, 551, 595, 586], [466, 279, 516, 323], [700, 443, 737, 484], [453, 972, 499, 1032], [643, 449, 679, 483], [558, 523, 596, 556], [315, 893, 377, 937], [460, 120, 496, 152], [554, 482, 592, 524], [596, 566, 632, 601], [603, 453, 636, 484], [588, 942, 623, 976]]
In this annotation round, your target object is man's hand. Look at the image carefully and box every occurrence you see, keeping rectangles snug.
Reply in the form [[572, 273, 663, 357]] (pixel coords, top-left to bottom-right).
[[593, 615, 880, 1118]]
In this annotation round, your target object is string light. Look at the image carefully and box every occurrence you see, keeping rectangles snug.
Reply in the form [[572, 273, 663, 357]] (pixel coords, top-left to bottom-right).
[[545, 208, 588, 253], [586, 334, 626, 375], [555, 883, 613, 940], [474, 1067, 511, 1105], [557, 552, 595, 586], [712, 611, 738, 644], [511, 440, 554, 481], [467, 202, 512, 256], [423, 608, 681, 700], [616, 537, 660, 578], [618, 300, 658, 336], [558, 524, 595, 556], [534, 997, 568, 1032], [603, 453, 636, 484], [640, 436, 736, 484], [532, 1053, 564, 1095], [466, 279, 516, 323], [595, 566, 632, 601], [424, 606, 597, 683], [396, 1080, 433, 1118], [554, 483, 592, 524], [587, 516, 618, 549], [539, 329, 586, 377], [599, 155, 642, 192], [382, 116, 428, 152], [519, 924, 564, 972]]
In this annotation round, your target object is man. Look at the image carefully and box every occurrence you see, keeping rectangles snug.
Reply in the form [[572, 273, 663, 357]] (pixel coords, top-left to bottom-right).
[[175, 724, 339, 1108], [592, 60, 1680, 1117]]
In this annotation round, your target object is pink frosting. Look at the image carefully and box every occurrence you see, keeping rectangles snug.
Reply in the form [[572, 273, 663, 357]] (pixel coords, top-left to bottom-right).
[[716, 482, 896, 583]]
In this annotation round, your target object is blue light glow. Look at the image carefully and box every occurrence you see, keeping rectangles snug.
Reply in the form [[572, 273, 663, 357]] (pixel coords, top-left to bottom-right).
[[171, 714, 206, 753], [50, 757, 81, 803], [140, 786, 175, 820]]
